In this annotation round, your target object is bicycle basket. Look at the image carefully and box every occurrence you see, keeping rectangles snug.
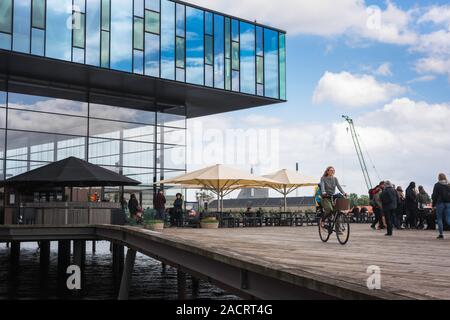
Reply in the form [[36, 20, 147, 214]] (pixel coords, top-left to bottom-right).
[[335, 198, 350, 211]]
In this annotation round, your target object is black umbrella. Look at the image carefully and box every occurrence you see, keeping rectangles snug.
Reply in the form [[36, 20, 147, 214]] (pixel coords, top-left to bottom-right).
[[2, 157, 141, 188]]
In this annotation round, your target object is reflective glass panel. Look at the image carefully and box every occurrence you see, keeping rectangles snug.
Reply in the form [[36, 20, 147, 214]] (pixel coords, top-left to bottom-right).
[[145, 0, 159, 12], [101, 0, 110, 31], [240, 22, 255, 95], [46, 0, 72, 61], [73, 12, 86, 48], [74, 0, 86, 12], [232, 70, 239, 92], [101, 30, 110, 68], [0, 0, 12, 33], [176, 68, 185, 82], [205, 64, 213, 87], [90, 103, 155, 124], [0, 33, 11, 50], [13, 0, 31, 53], [134, 49, 144, 74], [31, 27, 45, 56], [231, 19, 239, 42], [145, 10, 160, 34], [232, 42, 239, 70], [279, 33, 286, 100], [89, 119, 154, 142], [225, 58, 231, 90], [73, 47, 85, 63], [161, 0, 175, 80], [32, 0, 45, 29], [205, 35, 212, 65], [225, 17, 230, 59], [176, 37, 185, 68], [134, 0, 144, 17], [157, 126, 185, 145], [161, 145, 185, 170], [134, 17, 144, 50], [86, 0, 101, 67], [176, 3, 185, 37], [205, 12, 213, 35], [264, 28, 279, 99], [256, 56, 264, 84], [186, 7, 204, 85], [157, 112, 186, 128], [110, 0, 133, 72], [145, 32, 160, 77], [214, 15, 224, 89], [256, 26, 263, 56]]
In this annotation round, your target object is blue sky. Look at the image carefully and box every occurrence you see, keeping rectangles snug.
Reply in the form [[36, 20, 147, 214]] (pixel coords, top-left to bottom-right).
[[186, 0, 450, 197]]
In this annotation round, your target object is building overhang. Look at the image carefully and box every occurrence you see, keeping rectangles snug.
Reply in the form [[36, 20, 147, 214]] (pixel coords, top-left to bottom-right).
[[0, 50, 284, 118]]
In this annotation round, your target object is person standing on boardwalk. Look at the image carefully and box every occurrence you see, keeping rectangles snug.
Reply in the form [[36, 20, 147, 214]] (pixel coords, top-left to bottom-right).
[[380, 181, 398, 236], [370, 182, 385, 230], [128, 194, 139, 221], [153, 189, 167, 222], [173, 193, 184, 227], [395, 186, 406, 229], [405, 182, 419, 229], [432, 173, 450, 239], [418, 186, 431, 229]]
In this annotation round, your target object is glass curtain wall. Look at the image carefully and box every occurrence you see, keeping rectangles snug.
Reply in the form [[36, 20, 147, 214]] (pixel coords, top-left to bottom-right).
[[0, 0, 286, 99]]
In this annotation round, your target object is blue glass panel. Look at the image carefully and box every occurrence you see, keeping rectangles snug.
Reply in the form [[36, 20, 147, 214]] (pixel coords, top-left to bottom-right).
[[205, 64, 213, 87], [134, 0, 144, 17], [46, 0, 72, 61], [205, 12, 213, 35], [214, 15, 224, 89], [72, 47, 84, 63], [240, 22, 255, 95], [0, 0, 13, 33], [86, 0, 101, 66], [31, 28, 44, 56], [0, 33, 12, 50], [134, 49, 144, 74], [32, 0, 45, 29], [145, 0, 159, 12], [13, 0, 31, 53], [264, 28, 279, 99], [232, 19, 239, 42], [176, 68, 184, 82], [74, 0, 86, 12], [256, 26, 263, 56], [186, 7, 204, 85], [232, 70, 239, 92], [176, 3, 185, 37], [279, 33, 286, 100], [145, 32, 159, 77], [161, 0, 175, 80], [110, 0, 133, 72]]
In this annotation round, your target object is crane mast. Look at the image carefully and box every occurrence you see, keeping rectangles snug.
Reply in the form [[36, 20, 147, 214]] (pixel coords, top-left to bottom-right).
[[342, 115, 373, 191]]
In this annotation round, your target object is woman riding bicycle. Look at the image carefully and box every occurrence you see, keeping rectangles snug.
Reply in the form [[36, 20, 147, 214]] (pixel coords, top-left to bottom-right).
[[320, 166, 348, 226]]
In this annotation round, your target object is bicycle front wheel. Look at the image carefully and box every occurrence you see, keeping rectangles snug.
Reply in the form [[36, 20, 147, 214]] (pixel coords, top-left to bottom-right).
[[335, 212, 350, 245], [318, 219, 331, 242]]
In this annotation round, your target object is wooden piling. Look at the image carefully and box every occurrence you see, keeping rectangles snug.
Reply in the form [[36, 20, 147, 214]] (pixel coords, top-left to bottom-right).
[[118, 248, 136, 300], [177, 269, 187, 300]]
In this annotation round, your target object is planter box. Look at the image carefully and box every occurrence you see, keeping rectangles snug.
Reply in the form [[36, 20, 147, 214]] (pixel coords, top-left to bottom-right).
[[200, 222, 219, 229], [144, 222, 164, 231]]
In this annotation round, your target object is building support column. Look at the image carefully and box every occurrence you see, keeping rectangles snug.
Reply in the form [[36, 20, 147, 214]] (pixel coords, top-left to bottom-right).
[[112, 243, 124, 279], [92, 240, 96, 254], [191, 277, 200, 299], [161, 262, 166, 274], [73, 240, 86, 292], [39, 240, 50, 272], [118, 248, 136, 300], [10, 241, 20, 269], [177, 269, 187, 300]]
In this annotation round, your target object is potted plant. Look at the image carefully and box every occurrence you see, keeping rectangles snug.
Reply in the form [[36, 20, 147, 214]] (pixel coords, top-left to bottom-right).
[[144, 219, 165, 231], [200, 216, 219, 229]]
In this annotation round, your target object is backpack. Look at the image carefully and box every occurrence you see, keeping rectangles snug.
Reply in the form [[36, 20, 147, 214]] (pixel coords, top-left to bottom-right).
[[314, 184, 322, 205], [442, 184, 450, 203]]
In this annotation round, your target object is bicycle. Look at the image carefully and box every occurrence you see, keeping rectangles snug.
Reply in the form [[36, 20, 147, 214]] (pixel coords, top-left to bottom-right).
[[318, 196, 350, 245]]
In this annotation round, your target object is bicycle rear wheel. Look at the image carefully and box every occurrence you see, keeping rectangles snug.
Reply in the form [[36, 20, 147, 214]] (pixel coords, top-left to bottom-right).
[[335, 212, 350, 245], [318, 219, 331, 242]]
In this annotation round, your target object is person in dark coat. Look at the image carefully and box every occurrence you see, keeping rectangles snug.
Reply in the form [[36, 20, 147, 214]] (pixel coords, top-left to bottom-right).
[[432, 173, 450, 239], [128, 194, 139, 221], [405, 182, 418, 229], [395, 186, 405, 229], [153, 189, 167, 221], [380, 181, 398, 236], [173, 193, 184, 227]]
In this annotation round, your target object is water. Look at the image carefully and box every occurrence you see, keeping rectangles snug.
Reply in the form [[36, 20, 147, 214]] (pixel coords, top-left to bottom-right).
[[0, 242, 239, 300]]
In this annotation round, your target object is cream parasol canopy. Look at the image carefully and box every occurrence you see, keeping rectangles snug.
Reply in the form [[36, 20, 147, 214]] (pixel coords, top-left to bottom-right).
[[262, 169, 319, 212], [160, 164, 277, 212]]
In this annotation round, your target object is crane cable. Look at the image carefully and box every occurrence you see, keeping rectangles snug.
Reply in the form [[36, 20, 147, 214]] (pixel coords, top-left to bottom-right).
[[356, 131, 382, 182]]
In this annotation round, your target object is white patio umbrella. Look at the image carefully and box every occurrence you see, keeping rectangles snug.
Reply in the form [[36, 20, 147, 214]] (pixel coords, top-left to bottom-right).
[[262, 169, 319, 212], [160, 164, 276, 212]]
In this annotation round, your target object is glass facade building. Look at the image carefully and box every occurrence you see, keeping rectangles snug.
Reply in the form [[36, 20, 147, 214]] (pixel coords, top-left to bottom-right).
[[0, 0, 286, 207]]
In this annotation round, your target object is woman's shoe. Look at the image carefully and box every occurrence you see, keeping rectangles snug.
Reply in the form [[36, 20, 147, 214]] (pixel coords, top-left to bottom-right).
[[437, 235, 444, 239]]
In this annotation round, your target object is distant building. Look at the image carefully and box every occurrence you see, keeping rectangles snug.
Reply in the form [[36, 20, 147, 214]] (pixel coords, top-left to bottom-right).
[[237, 188, 269, 199], [210, 197, 316, 213]]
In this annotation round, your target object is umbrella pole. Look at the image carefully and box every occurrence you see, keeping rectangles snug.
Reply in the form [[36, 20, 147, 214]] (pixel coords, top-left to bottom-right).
[[284, 186, 287, 212]]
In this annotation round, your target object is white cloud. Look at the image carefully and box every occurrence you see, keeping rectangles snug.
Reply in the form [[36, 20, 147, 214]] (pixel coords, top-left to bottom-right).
[[418, 5, 450, 27], [374, 62, 393, 76], [415, 57, 450, 81], [312, 71, 406, 108], [407, 75, 436, 84], [414, 30, 450, 56], [185, 0, 417, 46]]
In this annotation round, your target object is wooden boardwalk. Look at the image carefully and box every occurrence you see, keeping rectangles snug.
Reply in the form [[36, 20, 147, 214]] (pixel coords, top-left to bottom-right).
[[157, 225, 450, 300]]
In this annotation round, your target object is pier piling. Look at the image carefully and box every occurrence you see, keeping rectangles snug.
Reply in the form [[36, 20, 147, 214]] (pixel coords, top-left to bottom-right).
[[39, 240, 50, 272], [192, 277, 199, 299], [177, 269, 187, 300], [118, 248, 136, 300]]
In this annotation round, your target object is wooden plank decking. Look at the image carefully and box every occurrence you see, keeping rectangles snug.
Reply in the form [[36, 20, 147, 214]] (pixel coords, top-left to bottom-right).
[[157, 225, 450, 300]]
